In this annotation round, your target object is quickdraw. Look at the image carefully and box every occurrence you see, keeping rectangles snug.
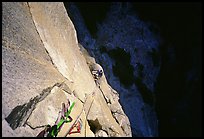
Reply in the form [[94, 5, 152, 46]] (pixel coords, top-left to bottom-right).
[[37, 99, 75, 137], [58, 101, 75, 127], [49, 101, 75, 137]]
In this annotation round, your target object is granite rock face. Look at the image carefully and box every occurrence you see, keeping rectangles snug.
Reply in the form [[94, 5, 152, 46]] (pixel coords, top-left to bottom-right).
[[66, 2, 160, 136], [28, 2, 96, 103], [2, 2, 131, 137], [2, 2, 65, 121]]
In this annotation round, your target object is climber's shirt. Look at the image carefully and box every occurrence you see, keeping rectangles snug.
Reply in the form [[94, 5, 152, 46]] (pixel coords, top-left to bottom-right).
[[92, 69, 103, 80], [90, 63, 104, 82]]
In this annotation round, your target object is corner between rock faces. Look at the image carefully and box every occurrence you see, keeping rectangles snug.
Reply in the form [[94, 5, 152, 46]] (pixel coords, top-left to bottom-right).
[[2, 2, 131, 137]]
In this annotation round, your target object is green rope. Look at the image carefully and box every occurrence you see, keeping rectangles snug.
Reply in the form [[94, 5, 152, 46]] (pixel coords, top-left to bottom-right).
[[56, 119, 65, 129], [66, 101, 75, 117]]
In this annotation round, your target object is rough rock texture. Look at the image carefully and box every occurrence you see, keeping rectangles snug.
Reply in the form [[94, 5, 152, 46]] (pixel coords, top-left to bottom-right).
[[66, 3, 159, 136], [2, 2, 66, 121], [2, 120, 17, 137], [79, 44, 131, 137], [2, 2, 131, 137], [83, 87, 124, 137], [26, 86, 68, 128], [28, 2, 96, 103], [100, 81, 132, 137], [95, 130, 108, 137]]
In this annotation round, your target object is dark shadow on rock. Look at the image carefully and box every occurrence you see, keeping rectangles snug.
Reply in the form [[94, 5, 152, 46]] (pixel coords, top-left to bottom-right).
[[5, 83, 61, 130], [88, 119, 102, 134], [101, 47, 135, 88]]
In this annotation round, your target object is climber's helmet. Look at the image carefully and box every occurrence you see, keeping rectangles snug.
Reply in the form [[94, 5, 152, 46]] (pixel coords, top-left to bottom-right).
[[99, 70, 103, 77]]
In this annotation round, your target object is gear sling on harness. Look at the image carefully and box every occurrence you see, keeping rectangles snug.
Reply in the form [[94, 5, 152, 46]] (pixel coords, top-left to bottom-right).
[[47, 101, 75, 137]]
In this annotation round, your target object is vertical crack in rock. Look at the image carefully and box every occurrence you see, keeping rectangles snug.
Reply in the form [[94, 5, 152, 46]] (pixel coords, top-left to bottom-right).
[[26, 2, 55, 67], [98, 87, 110, 104], [27, 2, 73, 84], [27, 2, 75, 84], [5, 82, 62, 130]]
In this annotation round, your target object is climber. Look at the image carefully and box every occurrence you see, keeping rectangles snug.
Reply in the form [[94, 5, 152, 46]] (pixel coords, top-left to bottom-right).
[[90, 63, 103, 80], [92, 70, 103, 80], [90, 63, 104, 86]]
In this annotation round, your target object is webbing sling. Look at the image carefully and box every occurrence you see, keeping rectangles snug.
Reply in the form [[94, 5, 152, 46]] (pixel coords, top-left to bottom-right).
[[64, 108, 84, 137], [64, 92, 95, 137], [68, 118, 82, 134]]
